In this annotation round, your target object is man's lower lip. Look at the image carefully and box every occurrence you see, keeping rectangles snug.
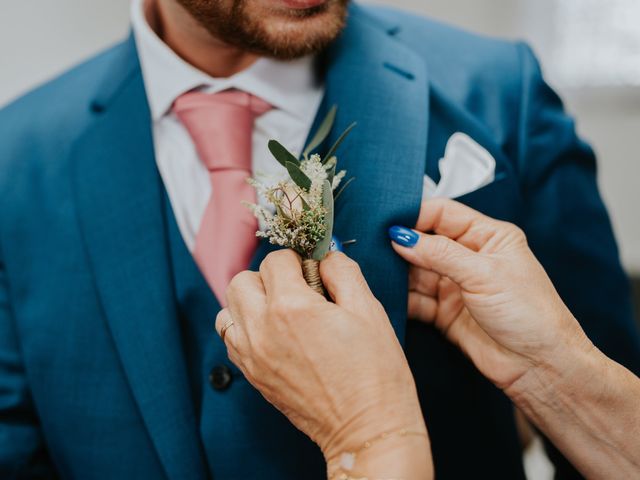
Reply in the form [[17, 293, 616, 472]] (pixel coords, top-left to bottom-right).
[[280, 0, 327, 9]]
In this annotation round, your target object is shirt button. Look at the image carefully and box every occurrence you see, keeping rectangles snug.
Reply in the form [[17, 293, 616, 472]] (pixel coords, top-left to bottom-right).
[[209, 365, 233, 391]]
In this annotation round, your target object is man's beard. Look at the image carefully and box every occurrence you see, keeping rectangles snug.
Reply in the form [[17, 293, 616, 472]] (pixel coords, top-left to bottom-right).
[[175, 0, 349, 60]]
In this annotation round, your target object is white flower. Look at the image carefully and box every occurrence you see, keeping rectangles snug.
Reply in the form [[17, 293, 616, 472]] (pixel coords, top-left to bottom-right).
[[300, 154, 328, 208], [244, 202, 273, 223], [332, 170, 346, 190]]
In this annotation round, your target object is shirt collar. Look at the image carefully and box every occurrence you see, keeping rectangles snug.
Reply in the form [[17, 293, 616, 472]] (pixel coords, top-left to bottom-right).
[[131, 0, 322, 122]]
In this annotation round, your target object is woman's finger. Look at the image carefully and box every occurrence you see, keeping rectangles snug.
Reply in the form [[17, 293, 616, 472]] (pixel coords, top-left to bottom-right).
[[408, 291, 438, 323], [414, 198, 504, 252], [320, 252, 382, 317], [392, 232, 482, 287], [219, 271, 267, 366], [259, 249, 309, 300], [225, 270, 267, 337], [215, 308, 247, 374], [409, 267, 440, 297], [416, 198, 493, 237], [215, 308, 239, 349], [439, 308, 509, 378]]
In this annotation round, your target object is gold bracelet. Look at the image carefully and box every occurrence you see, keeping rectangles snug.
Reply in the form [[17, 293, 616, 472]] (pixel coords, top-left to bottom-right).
[[334, 475, 407, 480], [327, 427, 428, 480]]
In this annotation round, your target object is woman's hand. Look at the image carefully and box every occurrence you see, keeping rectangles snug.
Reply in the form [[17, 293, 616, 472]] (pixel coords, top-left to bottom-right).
[[390, 198, 593, 393], [391, 199, 640, 480], [215, 250, 430, 476]]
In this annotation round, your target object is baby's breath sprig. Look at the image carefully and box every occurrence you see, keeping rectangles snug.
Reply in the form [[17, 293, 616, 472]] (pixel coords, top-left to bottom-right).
[[246, 105, 356, 294]]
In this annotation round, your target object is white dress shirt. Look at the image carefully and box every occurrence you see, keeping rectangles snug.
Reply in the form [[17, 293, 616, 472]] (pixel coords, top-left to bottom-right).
[[131, 0, 325, 251]]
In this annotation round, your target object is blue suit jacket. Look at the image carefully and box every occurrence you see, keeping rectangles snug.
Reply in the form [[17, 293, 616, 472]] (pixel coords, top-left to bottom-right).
[[1, 4, 639, 479]]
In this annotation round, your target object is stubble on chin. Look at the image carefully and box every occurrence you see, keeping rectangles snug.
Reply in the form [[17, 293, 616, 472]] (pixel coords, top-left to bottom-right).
[[177, 0, 349, 60]]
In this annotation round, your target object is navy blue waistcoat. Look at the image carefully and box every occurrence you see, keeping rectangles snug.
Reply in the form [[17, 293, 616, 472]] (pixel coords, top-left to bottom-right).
[[163, 194, 326, 479]]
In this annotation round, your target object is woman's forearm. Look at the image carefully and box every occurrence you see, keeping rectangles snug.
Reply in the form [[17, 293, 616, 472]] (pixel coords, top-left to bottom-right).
[[507, 341, 640, 479]]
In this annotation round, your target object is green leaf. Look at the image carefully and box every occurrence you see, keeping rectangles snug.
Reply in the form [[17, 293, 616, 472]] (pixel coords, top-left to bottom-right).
[[268, 140, 300, 167], [334, 177, 355, 202], [286, 161, 312, 191], [312, 179, 334, 261], [303, 105, 337, 158], [322, 122, 357, 164]]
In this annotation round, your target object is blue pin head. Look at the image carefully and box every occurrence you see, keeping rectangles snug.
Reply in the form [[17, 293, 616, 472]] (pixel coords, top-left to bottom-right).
[[329, 235, 343, 253]]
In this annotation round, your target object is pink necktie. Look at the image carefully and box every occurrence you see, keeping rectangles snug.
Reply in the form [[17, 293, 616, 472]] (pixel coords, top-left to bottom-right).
[[173, 90, 272, 304]]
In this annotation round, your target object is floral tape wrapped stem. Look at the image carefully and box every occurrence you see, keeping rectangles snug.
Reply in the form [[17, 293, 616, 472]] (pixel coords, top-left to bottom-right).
[[302, 259, 325, 296]]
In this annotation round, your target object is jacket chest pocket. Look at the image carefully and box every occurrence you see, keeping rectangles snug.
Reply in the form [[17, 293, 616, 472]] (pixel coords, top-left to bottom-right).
[[453, 172, 523, 224]]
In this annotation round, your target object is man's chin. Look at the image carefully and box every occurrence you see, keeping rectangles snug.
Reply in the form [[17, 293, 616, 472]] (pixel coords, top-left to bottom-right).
[[244, 0, 348, 59], [179, 0, 349, 60]]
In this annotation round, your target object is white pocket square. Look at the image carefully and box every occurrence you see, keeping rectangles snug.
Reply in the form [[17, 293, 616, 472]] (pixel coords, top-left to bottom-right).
[[423, 132, 496, 200]]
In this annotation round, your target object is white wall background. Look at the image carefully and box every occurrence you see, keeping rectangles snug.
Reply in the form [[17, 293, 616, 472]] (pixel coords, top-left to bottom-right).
[[2, 0, 639, 274]]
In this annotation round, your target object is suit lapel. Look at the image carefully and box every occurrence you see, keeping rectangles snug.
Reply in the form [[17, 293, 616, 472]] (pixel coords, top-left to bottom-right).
[[318, 6, 430, 342], [71, 36, 207, 480]]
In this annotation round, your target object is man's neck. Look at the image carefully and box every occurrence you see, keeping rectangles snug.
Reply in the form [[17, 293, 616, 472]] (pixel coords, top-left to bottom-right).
[[154, 0, 259, 78]]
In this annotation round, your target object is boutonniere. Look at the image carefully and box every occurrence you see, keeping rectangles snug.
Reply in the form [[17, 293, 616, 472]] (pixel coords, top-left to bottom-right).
[[246, 106, 356, 294]]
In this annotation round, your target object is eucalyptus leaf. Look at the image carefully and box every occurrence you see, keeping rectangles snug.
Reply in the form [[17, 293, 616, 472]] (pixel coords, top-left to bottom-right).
[[286, 161, 312, 191], [322, 122, 357, 164], [303, 105, 337, 158], [312, 179, 334, 261], [268, 140, 300, 167]]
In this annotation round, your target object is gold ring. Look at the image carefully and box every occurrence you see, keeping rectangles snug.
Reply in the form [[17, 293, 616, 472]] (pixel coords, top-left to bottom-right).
[[219, 318, 235, 342]]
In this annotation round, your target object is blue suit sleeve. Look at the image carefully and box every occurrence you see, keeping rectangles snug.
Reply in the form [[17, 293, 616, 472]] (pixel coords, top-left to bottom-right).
[[516, 43, 640, 369], [0, 242, 56, 478], [515, 43, 640, 478]]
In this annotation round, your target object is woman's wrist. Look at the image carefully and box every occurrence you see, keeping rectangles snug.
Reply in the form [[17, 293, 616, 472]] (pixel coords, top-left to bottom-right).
[[506, 334, 599, 421], [320, 379, 431, 479], [327, 426, 432, 480], [321, 394, 426, 463], [504, 310, 595, 407]]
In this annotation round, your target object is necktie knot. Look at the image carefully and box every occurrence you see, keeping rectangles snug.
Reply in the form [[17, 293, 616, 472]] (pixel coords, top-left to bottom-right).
[[173, 90, 272, 171]]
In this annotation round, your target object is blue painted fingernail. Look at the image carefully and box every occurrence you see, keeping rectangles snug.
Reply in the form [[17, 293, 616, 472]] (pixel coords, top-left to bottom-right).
[[388, 226, 419, 248]]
